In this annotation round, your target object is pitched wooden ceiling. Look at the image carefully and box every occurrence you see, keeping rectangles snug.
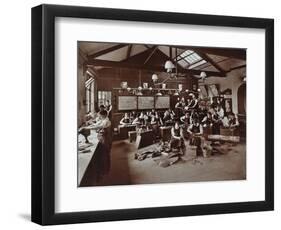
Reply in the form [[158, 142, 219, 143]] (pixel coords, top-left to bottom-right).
[[79, 42, 246, 78]]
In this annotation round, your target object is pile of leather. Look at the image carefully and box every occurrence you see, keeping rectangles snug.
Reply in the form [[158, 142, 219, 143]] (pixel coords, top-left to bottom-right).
[[134, 151, 162, 161], [134, 143, 184, 168], [153, 151, 183, 168]]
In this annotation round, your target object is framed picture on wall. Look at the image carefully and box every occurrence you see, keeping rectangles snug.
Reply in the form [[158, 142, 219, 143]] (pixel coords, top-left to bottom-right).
[[224, 98, 233, 113], [32, 4, 274, 225]]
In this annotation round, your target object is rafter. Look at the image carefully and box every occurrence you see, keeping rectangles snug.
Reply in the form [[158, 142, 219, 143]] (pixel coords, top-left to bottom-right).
[[87, 44, 128, 59], [126, 45, 133, 59], [144, 44, 151, 49], [119, 45, 150, 63], [227, 64, 246, 72], [196, 51, 226, 73], [143, 46, 158, 65], [168, 45, 246, 60], [85, 59, 226, 77], [198, 57, 230, 70], [169, 47, 172, 59]]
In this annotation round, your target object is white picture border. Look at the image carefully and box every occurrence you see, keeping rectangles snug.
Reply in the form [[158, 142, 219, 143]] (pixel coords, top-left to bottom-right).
[[55, 17, 265, 213]]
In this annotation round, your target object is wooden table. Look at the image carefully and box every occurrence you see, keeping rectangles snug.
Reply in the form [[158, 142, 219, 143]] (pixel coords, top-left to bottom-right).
[[136, 130, 154, 149], [220, 127, 239, 136], [118, 124, 136, 139], [128, 131, 137, 142], [207, 134, 240, 143], [160, 126, 172, 142], [78, 132, 99, 185]]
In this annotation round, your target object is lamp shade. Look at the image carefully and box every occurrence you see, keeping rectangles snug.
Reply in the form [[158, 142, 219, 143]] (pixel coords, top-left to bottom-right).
[[152, 74, 158, 82], [164, 60, 175, 70], [200, 71, 207, 79]]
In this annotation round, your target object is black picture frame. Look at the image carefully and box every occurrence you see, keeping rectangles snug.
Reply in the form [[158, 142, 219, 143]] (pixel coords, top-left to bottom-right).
[[31, 4, 274, 225]]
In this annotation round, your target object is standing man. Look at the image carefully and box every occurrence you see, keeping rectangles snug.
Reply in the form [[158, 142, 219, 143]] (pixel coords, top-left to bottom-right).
[[80, 110, 111, 144], [105, 100, 112, 119]]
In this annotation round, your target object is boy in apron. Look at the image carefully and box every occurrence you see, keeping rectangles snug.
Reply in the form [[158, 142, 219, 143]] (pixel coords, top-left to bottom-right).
[[79, 110, 112, 182]]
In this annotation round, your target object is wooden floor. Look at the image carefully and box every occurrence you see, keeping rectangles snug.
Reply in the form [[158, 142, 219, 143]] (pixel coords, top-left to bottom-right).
[[80, 139, 246, 187]]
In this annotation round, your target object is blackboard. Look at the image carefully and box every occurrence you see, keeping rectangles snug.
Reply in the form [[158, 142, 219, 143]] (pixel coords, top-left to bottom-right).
[[138, 96, 154, 110], [118, 96, 137, 110], [155, 96, 170, 109]]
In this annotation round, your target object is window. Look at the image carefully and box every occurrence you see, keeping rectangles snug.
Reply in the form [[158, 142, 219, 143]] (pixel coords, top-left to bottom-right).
[[98, 91, 112, 106], [85, 78, 95, 113]]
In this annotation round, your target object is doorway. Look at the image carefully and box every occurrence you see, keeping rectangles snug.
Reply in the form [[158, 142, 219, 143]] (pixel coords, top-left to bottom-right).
[[237, 83, 246, 115]]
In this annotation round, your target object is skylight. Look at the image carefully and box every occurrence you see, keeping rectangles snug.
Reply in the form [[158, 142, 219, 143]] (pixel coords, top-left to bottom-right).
[[174, 49, 213, 69], [177, 59, 188, 67], [188, 59, 207, 69], [179, 50, 194, 57], [184, 52, 202, 64], [175, 49, 204, 68]]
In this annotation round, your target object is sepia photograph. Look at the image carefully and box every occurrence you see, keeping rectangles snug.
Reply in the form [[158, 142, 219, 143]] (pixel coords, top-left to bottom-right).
[[30, 3, 274, 225], [77, 42, 246, 187]]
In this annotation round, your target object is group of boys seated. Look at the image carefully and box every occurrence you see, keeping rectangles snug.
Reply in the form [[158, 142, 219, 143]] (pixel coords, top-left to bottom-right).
[[119, 94, 239, 156]]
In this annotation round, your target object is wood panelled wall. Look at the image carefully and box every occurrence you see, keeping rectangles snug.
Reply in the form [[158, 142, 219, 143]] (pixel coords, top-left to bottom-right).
[[95, 67, 198, 128]]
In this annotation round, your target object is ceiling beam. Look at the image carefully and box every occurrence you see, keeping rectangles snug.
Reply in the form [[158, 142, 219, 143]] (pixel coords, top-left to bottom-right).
[[227, 64, 246, 72], [169, 47, 172, 59], [168, 45, 246, 60], [196, 51, 226, 73], [87, 44, 128, 59], [85, 59, 226, 77], [143, 44, 151, 49], [143, 46, 158, 65], [194, 47, 246, 60], [198, 57, 230, 70], [126, 45, 133, 59]]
